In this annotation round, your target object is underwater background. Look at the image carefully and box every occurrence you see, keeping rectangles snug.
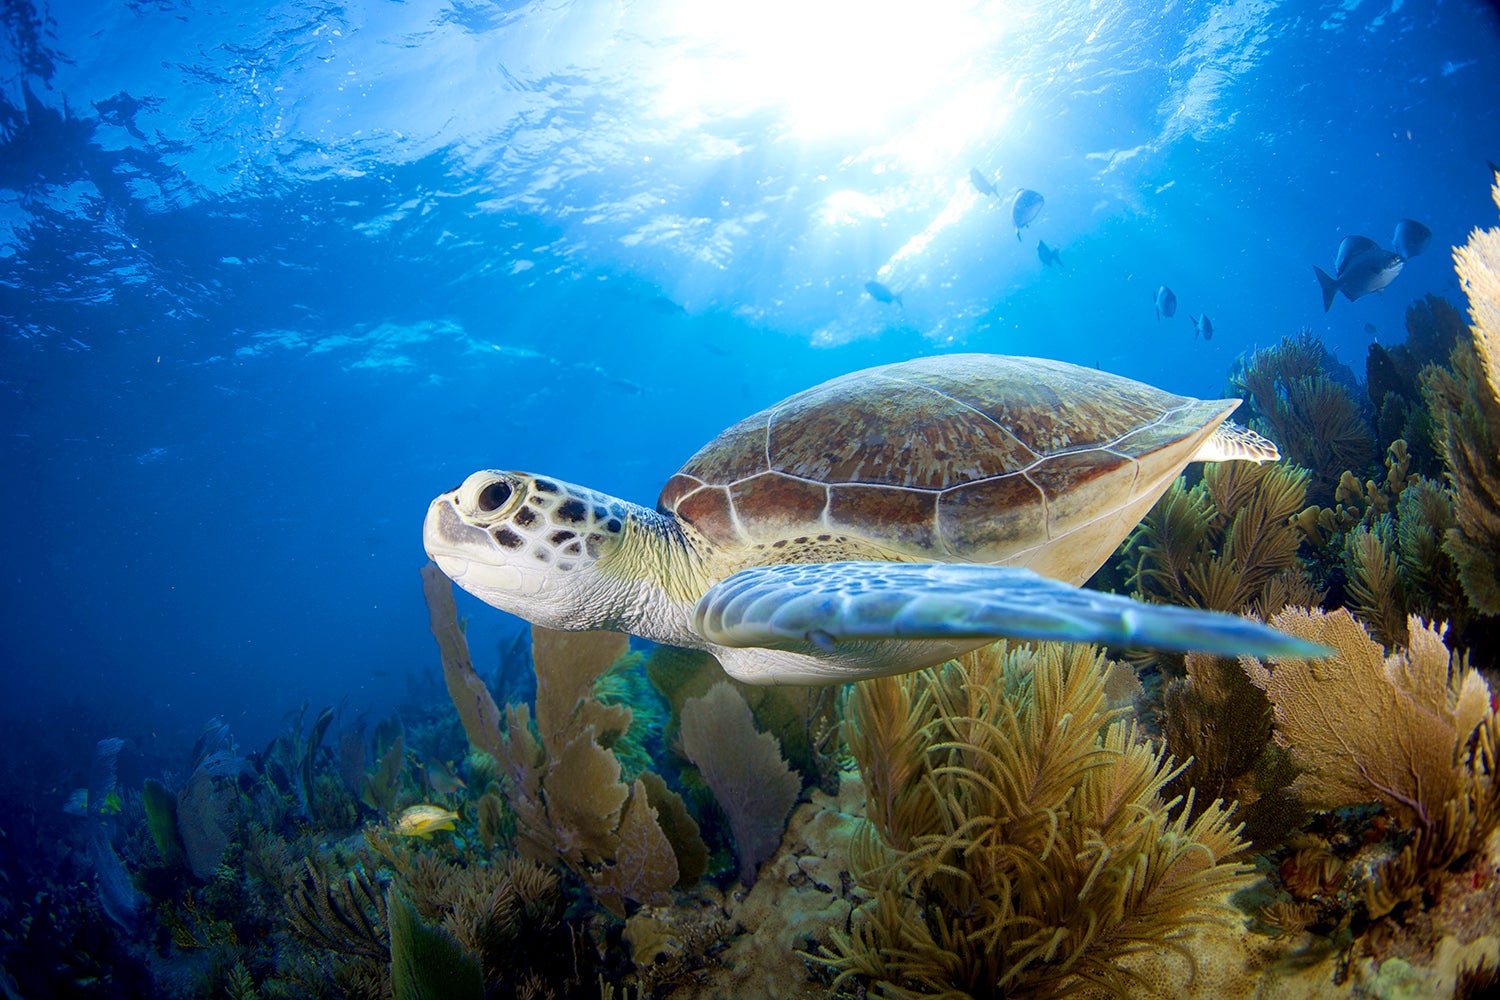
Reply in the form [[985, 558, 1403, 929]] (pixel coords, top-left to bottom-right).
[[5, 0, 1500, 996]]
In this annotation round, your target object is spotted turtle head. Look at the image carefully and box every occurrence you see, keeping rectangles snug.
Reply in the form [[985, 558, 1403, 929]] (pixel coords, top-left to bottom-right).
[[423, 470, 630, 624]]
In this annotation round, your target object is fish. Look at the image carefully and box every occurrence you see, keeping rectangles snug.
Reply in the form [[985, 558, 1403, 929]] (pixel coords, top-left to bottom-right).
[[1314, 241, 1404, 311], [393, 804, 460, 839], [1154, 285, 1177, 321], [1364, 322, 1378, 336], [1036, 241, 1063, 268], [969, 167, 997, 197], [1193, 314, 1213, 341], [1392, 219, 1431, 259], [864, 280, 903, 306], [1333, 235, 1379, 277], [423, 758, 467, 796], [1011, 188, 1044, 241]]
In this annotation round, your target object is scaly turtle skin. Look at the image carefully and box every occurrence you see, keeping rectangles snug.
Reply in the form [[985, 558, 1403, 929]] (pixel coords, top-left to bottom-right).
[[423, 354, 1322, 684]]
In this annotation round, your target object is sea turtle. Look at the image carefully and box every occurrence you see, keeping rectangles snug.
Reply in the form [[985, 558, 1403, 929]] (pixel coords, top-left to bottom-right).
[[424, 354, 1322, 684]]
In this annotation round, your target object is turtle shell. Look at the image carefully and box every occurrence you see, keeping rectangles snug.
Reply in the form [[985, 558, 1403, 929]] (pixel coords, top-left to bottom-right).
[[657, 354, 1238, 584]]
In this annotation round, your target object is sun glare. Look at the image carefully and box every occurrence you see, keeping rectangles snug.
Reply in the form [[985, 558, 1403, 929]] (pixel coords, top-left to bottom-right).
[[653, 0, 1011, 143]]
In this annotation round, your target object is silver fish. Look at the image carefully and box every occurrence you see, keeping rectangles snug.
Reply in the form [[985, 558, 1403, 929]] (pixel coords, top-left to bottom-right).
[[1154, 285, 1177, 321], [1393, 219, 1431, 259], [969, 167, 997, 197], [1011, 189, 1044, 241], [1334, 235, 1379, 277], [1037, 241, 1062, 268], [1314, 242, 1404, 311], [1193, 314, 1213, 341]]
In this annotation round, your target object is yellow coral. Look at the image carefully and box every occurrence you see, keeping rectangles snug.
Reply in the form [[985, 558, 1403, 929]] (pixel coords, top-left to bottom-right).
[[1458, 179, 1500, 398], [825, 642, 1253, 998], [1125, 460, 1317, 616], [493, 626, 696, 917], [1241, 608, 1489, 825], [1423, 178, 1500, 614]]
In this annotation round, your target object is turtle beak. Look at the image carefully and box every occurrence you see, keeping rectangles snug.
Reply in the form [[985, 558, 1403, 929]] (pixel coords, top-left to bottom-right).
[[423, 496, 491, 579]]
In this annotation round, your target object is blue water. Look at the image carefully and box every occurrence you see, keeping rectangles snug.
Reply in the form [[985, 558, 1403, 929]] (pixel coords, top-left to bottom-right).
[[1, 0, 1497, 904]]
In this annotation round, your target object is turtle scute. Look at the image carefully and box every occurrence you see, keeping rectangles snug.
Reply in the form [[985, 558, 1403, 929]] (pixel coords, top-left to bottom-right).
[[658, 355, 1236, 575]]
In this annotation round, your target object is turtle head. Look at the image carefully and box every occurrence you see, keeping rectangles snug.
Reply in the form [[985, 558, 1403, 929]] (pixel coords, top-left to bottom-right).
[[423, 471, 631, 627]]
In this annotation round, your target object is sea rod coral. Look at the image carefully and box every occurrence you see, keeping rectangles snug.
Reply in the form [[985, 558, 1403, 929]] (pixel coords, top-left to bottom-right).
[[823, 640, 1253, 998]]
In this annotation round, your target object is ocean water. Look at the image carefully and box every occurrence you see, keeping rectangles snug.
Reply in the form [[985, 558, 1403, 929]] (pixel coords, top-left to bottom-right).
[[3, 0, 1500, 995]]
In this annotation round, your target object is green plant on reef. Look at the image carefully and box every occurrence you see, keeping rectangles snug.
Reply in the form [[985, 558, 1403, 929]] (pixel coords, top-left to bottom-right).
[[823, 641, 1253, 999], [142, 777, 187, 869], [1122, 458, 1319, 616], [360, 721, 405, 816], [1241, 607, 1500, 921], [389, 888, 484, 1000], [1231, 330, 1377, 504], [1422, 177, 1500, 616]]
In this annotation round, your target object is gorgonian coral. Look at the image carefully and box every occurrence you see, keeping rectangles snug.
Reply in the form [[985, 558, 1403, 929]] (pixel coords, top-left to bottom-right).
[[1423, 178, 1500, 615], [823, 641, 1252, 998], [1241, 608, 1499, 917], [1231, 331, 1377, 504], [1123, 459, 1318, 617]]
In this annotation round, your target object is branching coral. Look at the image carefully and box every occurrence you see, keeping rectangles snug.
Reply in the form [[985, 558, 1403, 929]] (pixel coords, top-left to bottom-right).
[[1423, 178, 1500, 615], [823, 642, 1254, 998], [1124, 459, 1319, 617], [1240, 608, 1500, 916]]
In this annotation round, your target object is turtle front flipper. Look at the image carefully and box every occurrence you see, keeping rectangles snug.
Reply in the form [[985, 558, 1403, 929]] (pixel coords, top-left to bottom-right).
[[694, 561, 1330, 683]]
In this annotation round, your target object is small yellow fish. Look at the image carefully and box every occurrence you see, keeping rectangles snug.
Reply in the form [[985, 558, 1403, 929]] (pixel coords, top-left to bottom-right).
[[393, 804, 459, 839]]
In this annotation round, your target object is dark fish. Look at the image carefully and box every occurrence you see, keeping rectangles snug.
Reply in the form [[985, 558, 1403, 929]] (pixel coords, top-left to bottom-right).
[[1193, 314, 1213, 341], [969, 167, 997, 197], [1037, 241, 1063, 268], [1154, 285, 1177, 321], [1314, 242, 1404, 311], [1364, 322, 1378, 336], [1393, 219, 1431, 259], [1011, 188, 1044, 241], [1334, 235, 1379, 278], [864, 280, 902, 306]]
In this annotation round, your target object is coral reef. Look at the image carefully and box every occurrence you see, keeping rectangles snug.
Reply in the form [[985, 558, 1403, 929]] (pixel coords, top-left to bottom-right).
[[1123, 458, 1318, 616], [1423, 178, 1500, 615], [494, 623, 699, 917], [1367, 294, 1466, 473], [823, 641, 1253, 998], [680, 681, 802, 886], [1160, 651, 1299, 839], [1241, 608, 1499, 919], [422, 562, 505, 760], [1231, 331, 1376, 503]]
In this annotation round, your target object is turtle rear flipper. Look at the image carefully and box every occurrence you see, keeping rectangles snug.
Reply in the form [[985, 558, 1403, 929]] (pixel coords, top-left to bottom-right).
[[695, 562, 1329, 680]]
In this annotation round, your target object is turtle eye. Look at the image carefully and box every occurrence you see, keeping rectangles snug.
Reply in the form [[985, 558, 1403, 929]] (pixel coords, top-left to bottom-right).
[[476, 479, 514, 513]]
